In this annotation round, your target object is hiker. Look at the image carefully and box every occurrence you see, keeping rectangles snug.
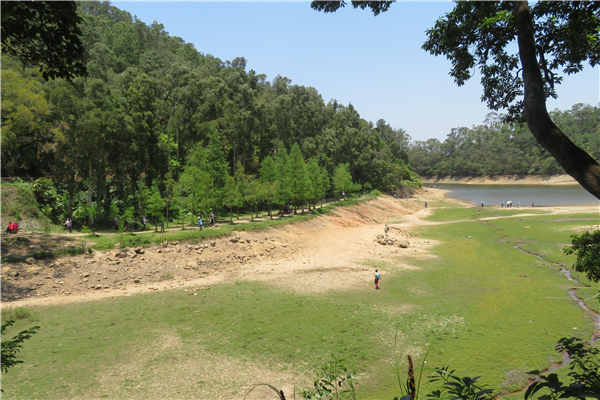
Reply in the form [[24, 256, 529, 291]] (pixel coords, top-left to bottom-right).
[[342, 190, 345, 200], [133, 218, 138, 232], [142, 215, 147, 230], [5, 222, 13, 234], [210, 211, 215, 226], [198, 216, 203, 231], [425, 201, 428, 208], [374, 269, 381, 290], [160, 220, 164, 232], [384, 224, 389, 236], [114, 217, 119, 230], [124, 220, 129, 233], [63, 218, 72, 233]]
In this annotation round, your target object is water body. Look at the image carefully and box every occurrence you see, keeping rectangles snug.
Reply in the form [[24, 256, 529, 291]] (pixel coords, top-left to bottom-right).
[[425, 183, 598, 206]]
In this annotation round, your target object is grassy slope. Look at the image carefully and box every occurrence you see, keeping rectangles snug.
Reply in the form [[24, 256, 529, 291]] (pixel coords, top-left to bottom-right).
[[1, 203, 597, 399]]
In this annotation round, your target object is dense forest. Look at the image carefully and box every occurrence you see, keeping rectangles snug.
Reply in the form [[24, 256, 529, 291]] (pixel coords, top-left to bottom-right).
[[1, 1, 419, 226], [408, 104, 600, 177]]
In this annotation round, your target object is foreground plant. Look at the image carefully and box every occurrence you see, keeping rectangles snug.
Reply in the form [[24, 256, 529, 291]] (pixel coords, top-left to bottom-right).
[[1, 320, 40, 388], [301, 355, 357, 400], [525, 337, 600, 400]]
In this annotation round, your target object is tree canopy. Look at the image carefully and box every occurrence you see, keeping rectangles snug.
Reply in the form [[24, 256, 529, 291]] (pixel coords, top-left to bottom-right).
[[1, 1, 87, 81]]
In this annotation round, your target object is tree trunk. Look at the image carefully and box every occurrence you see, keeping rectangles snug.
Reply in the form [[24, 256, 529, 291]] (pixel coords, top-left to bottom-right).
[[88, 157, 93, 226], [514, 1, 600, 199]]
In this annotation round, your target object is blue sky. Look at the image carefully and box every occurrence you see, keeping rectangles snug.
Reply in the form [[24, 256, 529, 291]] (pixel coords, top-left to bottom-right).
[[114, 1, 600, 142]]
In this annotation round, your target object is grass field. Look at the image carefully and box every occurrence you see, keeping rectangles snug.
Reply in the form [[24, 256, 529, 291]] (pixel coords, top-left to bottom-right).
[[1, 201, 597, 399]]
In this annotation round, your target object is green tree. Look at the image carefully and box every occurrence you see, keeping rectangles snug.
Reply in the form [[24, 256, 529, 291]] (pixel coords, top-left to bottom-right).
[[563, 230, 600, 284], [1, 1, 87, 80], [289, 143, 307, 213], [333, 163, 354, 199], [306, 159, 324, 210], [313, 1, 600, 198], [421, 2, 600, 198], [261, 180, 278, 219], [222, 175, 242, 222], [321, 167, 331, 207], [275, 148, 292, 212], [244, 177, 261, 221], [146, 184, 165, 232]]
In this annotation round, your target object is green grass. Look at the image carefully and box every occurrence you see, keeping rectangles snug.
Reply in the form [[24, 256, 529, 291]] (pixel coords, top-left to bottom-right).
[[1, 201, 597, 399], [425, 205, 549, 222]]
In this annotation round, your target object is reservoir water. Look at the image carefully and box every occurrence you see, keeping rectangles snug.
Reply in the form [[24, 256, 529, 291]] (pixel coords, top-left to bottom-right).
[[426, 183, 598, 207]]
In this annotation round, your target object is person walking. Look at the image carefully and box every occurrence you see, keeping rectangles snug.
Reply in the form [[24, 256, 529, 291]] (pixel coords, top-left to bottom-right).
[[64, 218, 72, 234], [198, 216, 203, 231], [374, 269, 381, 290], [384, 224, 389, 236], [425, 201, 428, 208], [142, 215, 147, 230]]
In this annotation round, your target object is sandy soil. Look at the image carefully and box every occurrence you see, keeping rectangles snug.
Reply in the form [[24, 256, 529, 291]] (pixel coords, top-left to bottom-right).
[[424, 174, 578, 185], [3, 190, 597, 311], [0, 193, 429, 309]]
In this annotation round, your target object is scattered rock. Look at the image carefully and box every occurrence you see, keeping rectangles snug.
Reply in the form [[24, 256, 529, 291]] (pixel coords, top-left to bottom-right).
[[396, 239, 410, 248], [134, 246, 145, 254], [115, 252, 128, 258], [25, 257, 36, 265]]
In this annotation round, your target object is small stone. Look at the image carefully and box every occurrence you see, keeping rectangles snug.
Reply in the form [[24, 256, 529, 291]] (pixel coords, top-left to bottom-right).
[[25, 257, 35, 265]]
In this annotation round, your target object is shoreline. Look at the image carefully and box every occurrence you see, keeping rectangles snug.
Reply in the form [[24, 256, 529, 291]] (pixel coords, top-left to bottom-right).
[[423, 174, 578, 185]]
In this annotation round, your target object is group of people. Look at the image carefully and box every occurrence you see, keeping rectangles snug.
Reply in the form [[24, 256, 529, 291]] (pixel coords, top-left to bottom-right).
[[198, 211, 216, 230], [113, 216, 147, 232], [5, 221, 19, 234], [500, 200, 519, 207]]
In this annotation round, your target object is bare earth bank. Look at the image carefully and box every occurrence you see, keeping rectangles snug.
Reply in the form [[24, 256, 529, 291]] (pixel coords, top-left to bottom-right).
[[424, 174, 578, 185]]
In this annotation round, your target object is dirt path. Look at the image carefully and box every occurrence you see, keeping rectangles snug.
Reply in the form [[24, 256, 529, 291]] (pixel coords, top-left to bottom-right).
[[2, 190, 597, 310]]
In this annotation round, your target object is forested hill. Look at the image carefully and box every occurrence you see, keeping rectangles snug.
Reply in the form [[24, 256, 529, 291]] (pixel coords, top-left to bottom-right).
[[409, 104, 600, 177], [1, 1, 416, 191]]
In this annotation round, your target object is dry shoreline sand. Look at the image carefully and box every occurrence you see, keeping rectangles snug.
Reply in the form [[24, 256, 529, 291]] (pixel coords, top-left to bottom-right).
[[424, 174, 578, 185]]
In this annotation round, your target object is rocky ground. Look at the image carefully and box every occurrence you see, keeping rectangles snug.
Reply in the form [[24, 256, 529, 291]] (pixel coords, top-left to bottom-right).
[[3, 190, 594, 310], [1, 194, 431, 308]]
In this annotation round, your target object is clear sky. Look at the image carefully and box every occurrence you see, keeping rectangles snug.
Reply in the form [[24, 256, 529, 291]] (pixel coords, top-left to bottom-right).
[[113, 1, 600, 143]]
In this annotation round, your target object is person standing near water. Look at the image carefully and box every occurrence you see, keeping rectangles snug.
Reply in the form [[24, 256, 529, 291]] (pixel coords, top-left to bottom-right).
[[374, 269, 381, 290], [531, 201, 535, 207], [481, 201, 484, 207]]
